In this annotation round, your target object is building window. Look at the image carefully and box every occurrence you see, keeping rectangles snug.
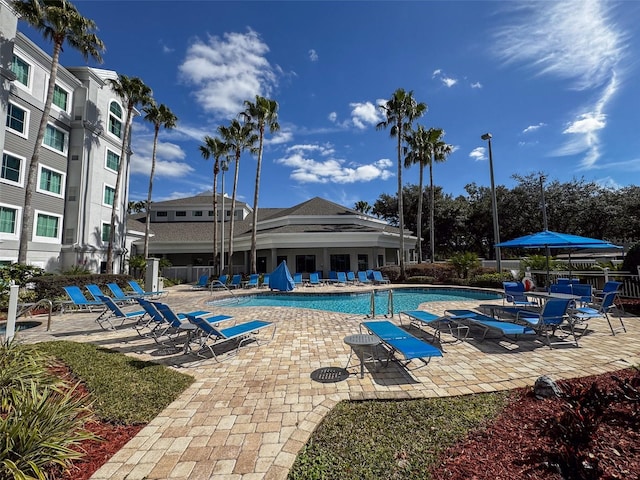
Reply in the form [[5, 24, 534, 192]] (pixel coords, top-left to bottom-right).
[[103, 185, 115, 206], [330, 254, 350, 272], [193, 211, 202, 217], [11, 54, 29, 86], [106, 150, 120, 171], [156, 211, 167, 217], [108, 101, 122, 138], [176, 211, 186, 217], [34, 211, 61, 241], [6, 103, 27, 135], [208, 210, 214, 216], [1, 153, 23, 186], [43, 125, 66, 152], [296, 255, 316, 274], [101, 223, 111, 242], [38, 166, 64, 196], [277, 256, 288, 266], [52, 85, 68, 111], [0, 205, 19, 236], [358, 254, 369, 272]]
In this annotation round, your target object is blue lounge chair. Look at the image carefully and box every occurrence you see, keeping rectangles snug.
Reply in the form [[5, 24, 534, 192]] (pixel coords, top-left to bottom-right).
[[229, 274, 242, 289], [357, 271, 372, 285], [360, 320, 442, 369], [372, 271, 390, 284], [336, 272, 348, 286], [210, 274, 228, 290], [346, 271, 357, 285], [107, 282, 139, 302], [192, 274, 210, 289], [186, 314, 276, 361], [513, 298, 577, 347], [308, 272, 321, 287], [399, 310, 467, 345], [244, 274, 259, 289], [445, 309, 536, 342], [85, 284, 107, 303], [128, 280, 167, 299], [261, 274, 270, 289], [571, 291, 626, 336], [293, 273, 303, 287], [95, 295, 147, 330], [135, 298, 212, 341], [62, 286, 104, 312]]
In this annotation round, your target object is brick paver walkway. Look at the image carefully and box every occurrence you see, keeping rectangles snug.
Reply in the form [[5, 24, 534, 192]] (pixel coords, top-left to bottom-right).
[[13, 284, 640, 479]]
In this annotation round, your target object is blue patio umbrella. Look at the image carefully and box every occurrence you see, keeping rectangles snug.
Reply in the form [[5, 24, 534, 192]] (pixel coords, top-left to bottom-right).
[[496, 230, 622, 285]]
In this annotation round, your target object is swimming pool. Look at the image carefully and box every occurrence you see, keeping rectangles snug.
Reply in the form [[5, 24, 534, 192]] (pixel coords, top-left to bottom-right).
[[0, 320, 42, 335], [206, 288, 500, 315]]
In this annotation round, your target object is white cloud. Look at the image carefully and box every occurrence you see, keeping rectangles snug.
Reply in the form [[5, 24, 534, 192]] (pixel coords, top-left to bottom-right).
[[276, 144, 393, 184], [493, 0, 626, 169], [349, 101, 382, 129], [328, 111, 337, 122], [159, 40, 174, 54], [432, 69, 441, 77], [308, 49, 318, 62], [130, 136, 193, 178], [469, 147, 486, 162], [522, 122, 547, 134], [267, 129, 293, 145], [178, 28, 278, 118], [470, 82, 482, 89], [432, 69, 458, 88]]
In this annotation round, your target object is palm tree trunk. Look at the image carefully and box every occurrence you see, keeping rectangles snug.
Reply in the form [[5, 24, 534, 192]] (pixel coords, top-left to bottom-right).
[[227, 152, 241, 274], [18, 41, 62, 264], [107, 106, 132, 273], [143, 125, 159, 259], [430, 160, 435, 263], [397, 123, 405, 279], [212, 164, 218, 274], [417, 163, 424, 263], [250, 126, 265, 274]]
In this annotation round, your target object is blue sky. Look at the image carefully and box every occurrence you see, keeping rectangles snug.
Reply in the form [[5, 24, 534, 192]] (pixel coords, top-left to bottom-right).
[[21, 0, 640, 209]]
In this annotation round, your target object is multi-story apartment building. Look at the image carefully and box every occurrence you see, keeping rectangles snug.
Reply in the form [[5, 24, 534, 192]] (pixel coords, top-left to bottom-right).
[[0, 1, 132, 273]]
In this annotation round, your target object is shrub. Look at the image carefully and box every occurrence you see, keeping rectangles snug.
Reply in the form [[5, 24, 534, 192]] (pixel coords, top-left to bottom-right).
[[622, 242, 640, 274], [470, 273, 508, 288], [31, 274, 133, 302], [449, 252, 481, 279]]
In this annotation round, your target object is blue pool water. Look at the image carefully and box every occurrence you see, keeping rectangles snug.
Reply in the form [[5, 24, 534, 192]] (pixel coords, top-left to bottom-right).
[[206, 288, 500, 315], [0, 320, 42, 335]]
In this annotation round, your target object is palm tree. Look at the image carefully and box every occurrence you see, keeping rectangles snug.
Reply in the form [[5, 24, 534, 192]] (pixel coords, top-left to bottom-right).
[[404, 126, 452, 263], [106, 75, 153, 273], [354, 200, 372, 214], [142, 102, 177, 259], [12, 0, 104, 264], [217, 120, 257, 274], [376, 89, 427, 279], [199, 135, 229, 273], [240, 96, 279, 274]]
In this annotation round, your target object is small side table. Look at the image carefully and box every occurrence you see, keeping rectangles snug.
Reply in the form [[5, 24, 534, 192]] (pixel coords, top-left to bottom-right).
[[344, 334, 381, 378], [178, 323, 198, 354]]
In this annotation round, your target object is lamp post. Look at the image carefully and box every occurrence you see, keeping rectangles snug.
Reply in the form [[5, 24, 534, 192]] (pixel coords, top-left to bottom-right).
[[219, 158, 229, 274], [481, 133, 501, 272]]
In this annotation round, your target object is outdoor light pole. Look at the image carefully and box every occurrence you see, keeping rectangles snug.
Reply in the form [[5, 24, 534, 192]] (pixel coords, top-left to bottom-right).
[[481, 133, 502, 272], [220, 158, 229, 275]]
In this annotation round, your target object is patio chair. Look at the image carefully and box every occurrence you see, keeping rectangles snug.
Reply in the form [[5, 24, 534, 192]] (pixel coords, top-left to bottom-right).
[[186, 314, 276, 361], [360, 320, 442, 368], [594, 281, 623, 300], [570, 283, 592, 307], [445, 309, 536, 343], [107, 282, 139, 302], [128, 280, 167, 299], [346, 271, 357, 285], [372, 270, 390, 284], [293, 273, 303, 287], [549, 283, 572, 295], [210, 274, 228, 290], [95, 295, 147, 330], [62, 286, 104, 312], [134, 298, 211, 340], [260, 274, 270, 289], [336, 272, 348, 286], [307, 272, 321, 287], [503, 282, 537, 307], [229, 274, 242, 289], [399, 310, 467, 345], [571, 291, 626, 336], [557, 278, 580, 285], [513, 298, 577, 347], [357, 271, 372, 285], [150, 300, 229, 343], [244, 274, 259, 288], [192, 274, 210, 290]]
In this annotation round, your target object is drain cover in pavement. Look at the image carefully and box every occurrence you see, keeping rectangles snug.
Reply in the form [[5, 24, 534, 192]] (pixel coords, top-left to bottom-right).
[[311, 367, 350, 383]]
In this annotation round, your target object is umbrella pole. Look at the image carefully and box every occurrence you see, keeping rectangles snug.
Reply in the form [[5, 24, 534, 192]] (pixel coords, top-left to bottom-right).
[[546, 246, 550, 290]]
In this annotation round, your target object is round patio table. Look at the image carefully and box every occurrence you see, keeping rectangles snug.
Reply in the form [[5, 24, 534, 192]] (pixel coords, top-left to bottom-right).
[[344, 334, 381, 378]]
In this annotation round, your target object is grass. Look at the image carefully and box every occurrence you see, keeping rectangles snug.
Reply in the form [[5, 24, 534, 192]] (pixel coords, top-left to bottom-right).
[[32, 341, 195, 424], [288, 393, 510, 480]]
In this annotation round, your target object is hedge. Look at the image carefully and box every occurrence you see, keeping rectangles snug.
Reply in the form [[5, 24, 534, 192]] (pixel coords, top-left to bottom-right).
[[31, 274, 133, 301]]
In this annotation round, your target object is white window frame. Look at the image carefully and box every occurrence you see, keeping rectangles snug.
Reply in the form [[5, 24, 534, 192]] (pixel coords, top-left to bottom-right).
[[10, 52, 32, 93], [6, 101, 29, 139], [51, 83, 71, 114], [1, 150, 26, 187], [32, 209, 62, 243], [42, 123, 68, 155], [107, 100, 123, 140], [0, 202, 21, 240], [36, 164, 65, 198], [103, 183, 117, 209], [105, 149, 120, 173]]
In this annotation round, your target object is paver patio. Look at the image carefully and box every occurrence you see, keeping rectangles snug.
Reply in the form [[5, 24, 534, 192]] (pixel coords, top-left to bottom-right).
[[12, 284, 640, 480]]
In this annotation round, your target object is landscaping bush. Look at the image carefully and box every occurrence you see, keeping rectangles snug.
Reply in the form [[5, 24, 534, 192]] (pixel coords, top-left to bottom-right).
[[449, 252, 481, 279], [31, 274, 133, 302], [622, 242, 640, 274]]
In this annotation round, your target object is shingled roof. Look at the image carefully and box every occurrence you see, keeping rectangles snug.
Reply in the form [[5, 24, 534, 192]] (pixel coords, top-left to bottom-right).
[[150, 192, 248, 209]]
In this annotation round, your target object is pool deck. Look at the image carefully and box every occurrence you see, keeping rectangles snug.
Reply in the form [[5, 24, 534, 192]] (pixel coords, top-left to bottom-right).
[[12, 283, 640, 480]]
